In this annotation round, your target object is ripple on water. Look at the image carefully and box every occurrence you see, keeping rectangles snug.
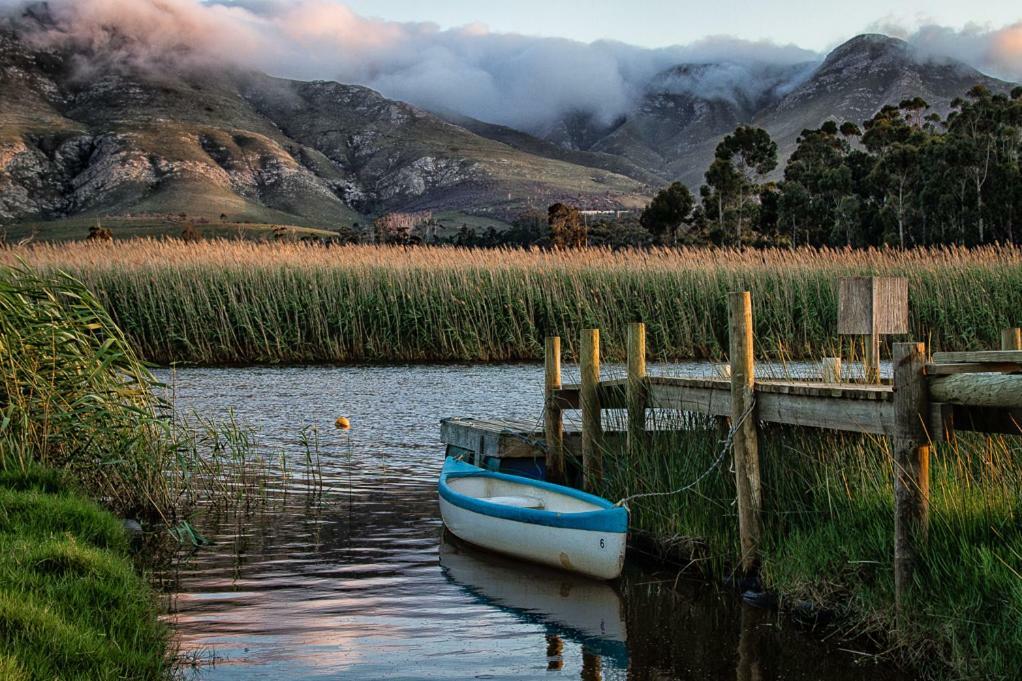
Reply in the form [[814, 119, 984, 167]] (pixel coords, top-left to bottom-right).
[[160, 364, 907, 681]]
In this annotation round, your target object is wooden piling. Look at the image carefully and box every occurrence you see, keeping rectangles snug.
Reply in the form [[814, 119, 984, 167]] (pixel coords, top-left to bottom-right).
[[626, 322, 648, 455], [864, 333, 881, 384], [544, 336, 565, 482], [892, 342, 930, 611], [821, 357, 842, 384], [1002, 328, 1022, 351], [729, 291, 761, 575], [580, 328, 602, 491]]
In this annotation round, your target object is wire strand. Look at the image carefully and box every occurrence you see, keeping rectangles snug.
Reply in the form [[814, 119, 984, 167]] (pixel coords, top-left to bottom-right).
[[615, 398, 756, 507], [496, 398, 757, 508]]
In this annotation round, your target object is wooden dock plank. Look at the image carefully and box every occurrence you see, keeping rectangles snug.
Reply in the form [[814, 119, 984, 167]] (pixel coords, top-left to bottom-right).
[[440, 417, 546, 459]]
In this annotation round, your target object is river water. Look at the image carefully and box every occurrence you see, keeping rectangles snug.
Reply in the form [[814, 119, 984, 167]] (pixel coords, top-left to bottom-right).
[[158, 364, 906, 681]]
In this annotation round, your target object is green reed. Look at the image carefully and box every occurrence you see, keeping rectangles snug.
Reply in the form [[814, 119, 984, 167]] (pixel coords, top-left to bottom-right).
[[0, 263, 328, 679], [596, 407, 1022, 680]]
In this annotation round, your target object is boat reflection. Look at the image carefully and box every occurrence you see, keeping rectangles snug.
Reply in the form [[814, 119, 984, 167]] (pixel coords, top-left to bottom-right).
[[438, 531, 628, 671]]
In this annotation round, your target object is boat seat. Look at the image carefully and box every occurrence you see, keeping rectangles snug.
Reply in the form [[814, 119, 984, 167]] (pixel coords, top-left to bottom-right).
[[482, 495, 545, 509]]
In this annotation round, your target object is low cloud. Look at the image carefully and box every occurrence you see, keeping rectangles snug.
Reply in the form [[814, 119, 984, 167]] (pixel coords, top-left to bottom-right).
[[2, 0, 1018, 136], [867, 20, 1022, 82]]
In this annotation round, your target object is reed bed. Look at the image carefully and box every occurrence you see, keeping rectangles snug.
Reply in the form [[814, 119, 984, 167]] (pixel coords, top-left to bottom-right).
[[0, 263, 322, 519], [3, 240, 1020, 364], [596, 410, 1022, 679]]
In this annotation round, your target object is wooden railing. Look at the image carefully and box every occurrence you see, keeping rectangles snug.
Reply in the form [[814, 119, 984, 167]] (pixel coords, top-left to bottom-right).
[[543, 291, 1022, 607]]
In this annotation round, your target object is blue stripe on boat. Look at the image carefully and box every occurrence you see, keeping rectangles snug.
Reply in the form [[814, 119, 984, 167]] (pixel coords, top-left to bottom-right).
[[439, 457, 628, 534]]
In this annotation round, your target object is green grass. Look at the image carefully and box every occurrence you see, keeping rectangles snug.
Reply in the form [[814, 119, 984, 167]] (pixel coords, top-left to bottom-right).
[[430, 211, 513, 236], [0, 467, 171, 681], [596, 418, 1022, 679]]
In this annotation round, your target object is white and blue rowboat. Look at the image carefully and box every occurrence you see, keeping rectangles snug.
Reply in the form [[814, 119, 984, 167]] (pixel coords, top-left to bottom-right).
[[438, 457, 628, 579]]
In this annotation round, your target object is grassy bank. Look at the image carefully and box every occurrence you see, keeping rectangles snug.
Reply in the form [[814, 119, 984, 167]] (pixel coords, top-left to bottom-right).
[[0, 263, 330, 678], [596, 415, 1022, 679], [0, 265, 182, 679], [0, 468, 171, 680], [3, 241, 1021, 365]]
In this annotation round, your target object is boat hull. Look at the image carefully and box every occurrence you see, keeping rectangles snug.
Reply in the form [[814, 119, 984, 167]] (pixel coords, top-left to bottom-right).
[[438, 458, 627, 580]]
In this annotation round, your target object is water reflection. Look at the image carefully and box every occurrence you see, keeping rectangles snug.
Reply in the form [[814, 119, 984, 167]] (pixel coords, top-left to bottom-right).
[[160, 365, 908, 681], [439, 532, 627, 672]]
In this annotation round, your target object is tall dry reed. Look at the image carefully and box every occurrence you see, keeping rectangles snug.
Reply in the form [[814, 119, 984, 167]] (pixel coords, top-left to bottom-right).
[[4, 241, 1020, 364]]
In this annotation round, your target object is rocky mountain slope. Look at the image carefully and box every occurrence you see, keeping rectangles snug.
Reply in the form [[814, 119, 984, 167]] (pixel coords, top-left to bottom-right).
[[0, 25, 648, 226], [0, 20, 1016, 229], [504, 34, 1014, 188]]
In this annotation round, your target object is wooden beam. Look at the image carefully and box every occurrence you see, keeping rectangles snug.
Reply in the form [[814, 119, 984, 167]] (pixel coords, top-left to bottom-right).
[[730, 291, 761, 576], [544, 336, 565, 482], [930, 373, 1022, 408], [821, 357, 842, 384], [649, 381, 731, 417], [892, 342, 930, 613], [626, 322, 648, 455], [931, 403, 1022, 437], [932, 350, 1022, 364], [925, 362, 1022, 376], [440, 418, 546, 460], [1002, 328, 1022, 351], [865, 332, 881, 384], [756, 392, 894, 435], [647, 380, 894, 434], [580, 328, 602, 491], [557, 382, 626, 409], [550, 387, 580, 410]]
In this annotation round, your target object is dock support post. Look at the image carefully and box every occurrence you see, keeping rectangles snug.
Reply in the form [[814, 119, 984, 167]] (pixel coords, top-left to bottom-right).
[[627, 322, 647, 456], [544, 336, 565, 483], [1002, 328, 1022, 351], [892, 342, 930, 613], [821, 357, 842, 384], [729, 292, 761, 576], [581, 328, 602, 491], [864, 333, 881, 384]]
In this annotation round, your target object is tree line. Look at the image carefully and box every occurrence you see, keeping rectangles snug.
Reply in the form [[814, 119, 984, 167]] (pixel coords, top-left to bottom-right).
[[447, 84, 1022, 249], [648, 84, 1022, 248]]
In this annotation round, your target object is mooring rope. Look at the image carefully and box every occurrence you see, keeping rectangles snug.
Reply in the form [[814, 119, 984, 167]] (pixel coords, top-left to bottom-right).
[[496, 397, 757, 509], [614, 397, 756, 508]]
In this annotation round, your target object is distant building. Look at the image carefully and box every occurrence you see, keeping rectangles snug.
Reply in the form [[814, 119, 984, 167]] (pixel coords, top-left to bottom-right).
[[577, 209, 636, 224]]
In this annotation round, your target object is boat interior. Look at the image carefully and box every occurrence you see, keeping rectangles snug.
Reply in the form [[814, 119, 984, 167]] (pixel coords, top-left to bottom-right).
[[447, 474, 607, 514]]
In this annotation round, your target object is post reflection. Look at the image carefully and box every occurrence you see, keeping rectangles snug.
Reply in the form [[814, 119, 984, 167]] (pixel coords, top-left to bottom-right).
[[547, 634, 564, 671], [737, 602, 765, 681], [580, 648, 602, 680]]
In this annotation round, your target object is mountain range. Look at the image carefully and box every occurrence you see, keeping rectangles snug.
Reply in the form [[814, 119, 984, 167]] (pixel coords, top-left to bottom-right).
[[0, 15, 1015, 231]]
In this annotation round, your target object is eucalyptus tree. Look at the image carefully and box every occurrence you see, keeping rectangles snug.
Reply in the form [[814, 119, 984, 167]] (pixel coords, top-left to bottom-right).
[[701, 126, 777, 246], [640, 181, 694, 243]]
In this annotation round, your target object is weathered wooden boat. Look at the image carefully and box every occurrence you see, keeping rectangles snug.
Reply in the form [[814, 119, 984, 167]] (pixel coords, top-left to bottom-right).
[[438, 457, 628, 579]]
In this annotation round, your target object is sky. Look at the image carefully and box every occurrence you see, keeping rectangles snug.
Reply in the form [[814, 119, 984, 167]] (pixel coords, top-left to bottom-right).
[[338, 0, 1022, 52]]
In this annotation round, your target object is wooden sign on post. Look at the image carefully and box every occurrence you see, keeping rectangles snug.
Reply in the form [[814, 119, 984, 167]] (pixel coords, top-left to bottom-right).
[[838, 277, 909, 383]]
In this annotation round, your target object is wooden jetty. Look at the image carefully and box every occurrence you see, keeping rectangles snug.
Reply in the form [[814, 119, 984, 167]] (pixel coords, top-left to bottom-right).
[[441, 280, 1022, 608]]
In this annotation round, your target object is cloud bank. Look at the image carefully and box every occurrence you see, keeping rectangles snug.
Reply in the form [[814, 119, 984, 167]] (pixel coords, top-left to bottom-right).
[[868, 20, 1022, 83], [2, 0, 1020, 135]]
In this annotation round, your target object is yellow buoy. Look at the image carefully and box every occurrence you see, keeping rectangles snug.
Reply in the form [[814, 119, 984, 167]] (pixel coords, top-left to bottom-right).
[[335, 416, 351, 431]]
